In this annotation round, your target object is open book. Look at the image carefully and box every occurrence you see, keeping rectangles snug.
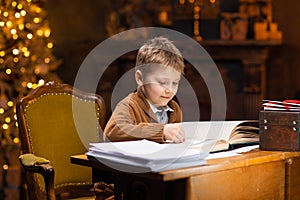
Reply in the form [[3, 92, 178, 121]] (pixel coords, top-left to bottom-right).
[[182, 120, 259, 152]]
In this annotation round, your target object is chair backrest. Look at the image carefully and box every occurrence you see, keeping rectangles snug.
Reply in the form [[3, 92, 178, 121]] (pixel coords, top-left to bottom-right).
[[17, 82, 106, 199]]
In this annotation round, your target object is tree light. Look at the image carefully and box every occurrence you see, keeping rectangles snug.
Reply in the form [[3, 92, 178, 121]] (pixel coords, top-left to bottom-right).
[[6, 69, 12, 75], [27, 33, 33, 39], [12, 49, 19, 55]]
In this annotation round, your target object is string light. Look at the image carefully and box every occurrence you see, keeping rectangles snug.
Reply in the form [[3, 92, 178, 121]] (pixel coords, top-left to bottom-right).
[[8, 101, 13, 107], [27, 33, 33, 39], [27, 82, 33, 88], [35, 7, 42, 13], [44, 57, 50, 63], [13, 138, 20, 144], [38, 79, 45, 85], [5, 117, 11, 123], [44, 29, 51, 37], [6, 21, 12, 27], [47, 42, 53, 48], [17, 4, 23, 10], [6, 69, 12, 75], [20, 10, 26, 16], [33, 17, 40, 23], [37, 29, 43, 36], [3, 12, 9, 17], [15, 12, 21, 18], [3, 165, 8, 170], [12, 1, 17, 7], [12, 49, 19, 55], [2, 124, 8, 130]]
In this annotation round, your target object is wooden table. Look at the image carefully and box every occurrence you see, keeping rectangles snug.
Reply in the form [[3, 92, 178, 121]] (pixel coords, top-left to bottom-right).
[[71, 149, 300, 200]]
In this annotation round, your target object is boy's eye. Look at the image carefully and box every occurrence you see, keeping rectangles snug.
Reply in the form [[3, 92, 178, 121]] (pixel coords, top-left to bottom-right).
[[172, 82, 179, 86], [158, 81, 167, 85]]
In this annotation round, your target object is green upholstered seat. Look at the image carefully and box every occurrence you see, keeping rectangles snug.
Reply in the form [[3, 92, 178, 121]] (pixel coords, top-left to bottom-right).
[[17, 82, 106, 200]]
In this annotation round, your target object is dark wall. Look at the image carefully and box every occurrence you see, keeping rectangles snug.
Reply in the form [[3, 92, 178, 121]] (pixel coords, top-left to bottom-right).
[[45, 0, 109, 84], [45, 0, 300, 101], [268, 0, 300, 99]]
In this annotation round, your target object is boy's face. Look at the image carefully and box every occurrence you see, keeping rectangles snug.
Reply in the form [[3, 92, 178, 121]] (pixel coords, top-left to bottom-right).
[[136, 66, 181, 107]]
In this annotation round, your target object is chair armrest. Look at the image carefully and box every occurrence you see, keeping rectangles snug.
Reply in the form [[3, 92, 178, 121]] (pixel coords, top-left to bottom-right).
[[19, 153, 56, 200]]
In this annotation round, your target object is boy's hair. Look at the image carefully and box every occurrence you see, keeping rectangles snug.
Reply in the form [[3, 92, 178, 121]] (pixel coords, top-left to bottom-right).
[[135, 37, 184, 75]]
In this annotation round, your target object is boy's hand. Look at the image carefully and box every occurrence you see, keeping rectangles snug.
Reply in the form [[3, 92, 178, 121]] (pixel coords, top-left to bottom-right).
[[163, 123, 185, 143]]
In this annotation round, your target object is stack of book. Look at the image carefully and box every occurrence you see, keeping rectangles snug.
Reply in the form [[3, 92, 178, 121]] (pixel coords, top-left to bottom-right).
[[86, 139, 208, 173], [262, 100, 300, 111]]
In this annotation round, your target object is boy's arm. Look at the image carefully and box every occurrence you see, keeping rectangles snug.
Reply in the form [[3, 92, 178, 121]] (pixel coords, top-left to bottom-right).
[[104, 100, 165, 143]]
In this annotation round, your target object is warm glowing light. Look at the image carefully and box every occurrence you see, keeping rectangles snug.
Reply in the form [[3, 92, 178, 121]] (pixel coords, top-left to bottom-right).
[[210, 0, 216, 3], [18, 24, 24, 30], [2, 124, 8, 130], [17, 4, 23, 9], [27, 82, 33, 88], [25, 23, 30, 28], [179, 0, 185, 5], [3, 12, 9, 17], [6, 69, 12, 75], [3, 165, 8, 170], [5, 117, 11, 123], [39, 79, 45, 85], [44, 29, 51, 37], [11, 29, 17, 34], [24, 51, 30, 57], [33, 17, 40, 23], [0, 51, 5, 57], [47, 42, 53, 48], [37, 29, 43, 36], [27, 0, 32, 3], [22, 81, 27, 87], [13, 137, 20, 143], [15, 12, 21, 18], [0, 59, 4, 64], [6, 21, 12, 27], [20, 10, 26, 16], [20, 67, 26, 73], [0, 108, 4, 114], [44, 58, 50, 63], [12, 1, 17, 7], [12, 34, 18, 40], [12, 49, 19, 55], [21, 47, 28, 52], [34, 67, 40, 74], [194, 6, 201, 12], [14, 114, 17, 120], [27, 33, 33, 39], [13, 57, 19, 63], [32, 84, 38, 89], [8, 101, 13, 107], [35, 7, 42, 13], [0, 21, 4, 27]]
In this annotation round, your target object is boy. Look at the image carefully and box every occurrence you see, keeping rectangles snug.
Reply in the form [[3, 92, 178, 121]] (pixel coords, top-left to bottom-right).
[[104, 36, 185, 143]]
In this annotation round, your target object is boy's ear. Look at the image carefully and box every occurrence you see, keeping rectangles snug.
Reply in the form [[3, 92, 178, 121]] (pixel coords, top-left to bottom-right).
[[135, 70, 143, 86]]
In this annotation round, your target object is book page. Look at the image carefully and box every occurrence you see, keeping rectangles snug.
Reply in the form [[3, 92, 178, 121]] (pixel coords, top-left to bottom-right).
[[181, 121, 257, 152], [182, 121, 248, 142]]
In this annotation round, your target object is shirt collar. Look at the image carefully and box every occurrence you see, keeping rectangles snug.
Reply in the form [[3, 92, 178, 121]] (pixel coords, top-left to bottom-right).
[[146, 99, 174, 114]]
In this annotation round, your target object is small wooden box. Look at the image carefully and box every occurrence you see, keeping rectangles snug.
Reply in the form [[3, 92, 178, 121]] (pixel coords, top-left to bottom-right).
[[259, 110, 300, 151]]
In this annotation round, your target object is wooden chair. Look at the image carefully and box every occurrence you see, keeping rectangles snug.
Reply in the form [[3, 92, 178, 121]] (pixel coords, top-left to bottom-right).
[[16, 82, 106, 200]]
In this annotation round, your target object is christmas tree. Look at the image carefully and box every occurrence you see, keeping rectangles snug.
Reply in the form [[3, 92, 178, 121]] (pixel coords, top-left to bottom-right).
[[0, 0, 61, 198]]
